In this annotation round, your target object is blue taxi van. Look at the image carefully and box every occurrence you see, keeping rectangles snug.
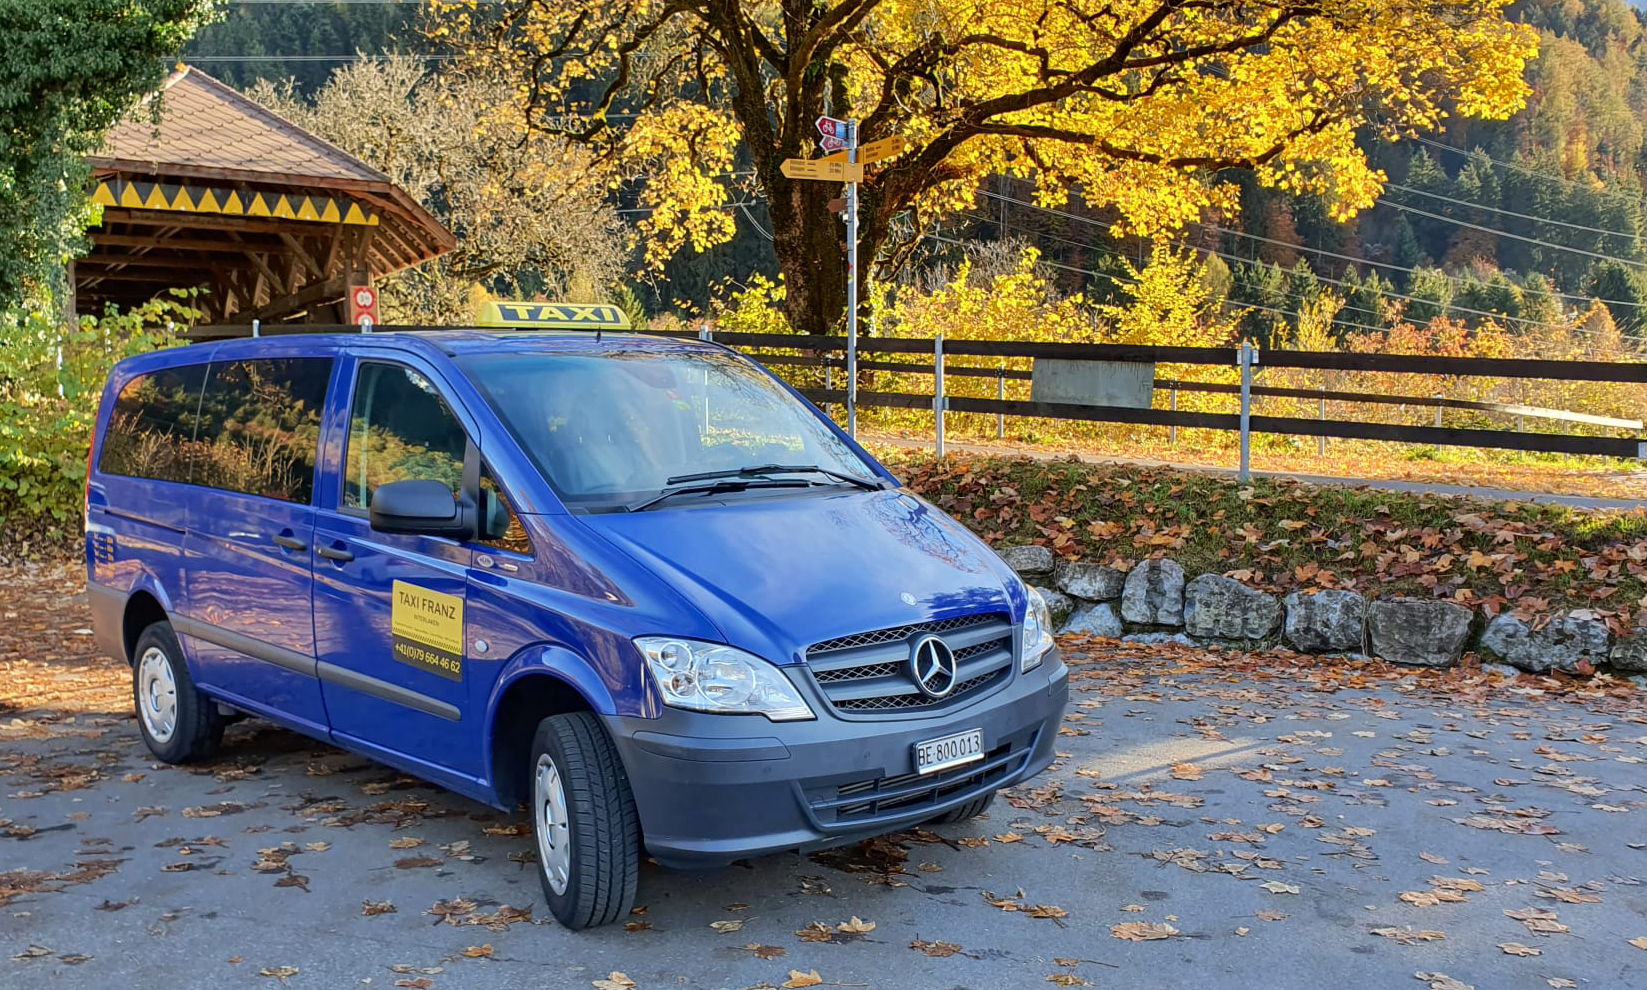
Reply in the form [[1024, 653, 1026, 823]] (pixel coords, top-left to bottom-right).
[[84, 325, 1069, 928]]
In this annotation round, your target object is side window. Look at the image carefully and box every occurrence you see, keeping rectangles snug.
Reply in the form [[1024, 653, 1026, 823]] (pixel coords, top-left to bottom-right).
[[98, 364, 209, 483], [345, 362, 466, 509], [479, 464, 532, 556], [193, 358, 331, 503]]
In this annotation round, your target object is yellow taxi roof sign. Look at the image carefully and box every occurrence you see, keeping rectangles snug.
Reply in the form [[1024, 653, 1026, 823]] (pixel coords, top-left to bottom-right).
[[477, 301, 632, 331]]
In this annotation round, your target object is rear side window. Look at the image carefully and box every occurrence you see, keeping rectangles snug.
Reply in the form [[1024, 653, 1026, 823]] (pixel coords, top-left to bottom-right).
[[98, 364, 209, 483], [345, 362, 466, 509], [193, 358, 332, 503]]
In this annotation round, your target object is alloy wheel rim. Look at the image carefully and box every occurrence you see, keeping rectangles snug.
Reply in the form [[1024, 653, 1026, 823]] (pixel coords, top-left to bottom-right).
[[533, 753, 571, 895], [137, 647, 177, 743]]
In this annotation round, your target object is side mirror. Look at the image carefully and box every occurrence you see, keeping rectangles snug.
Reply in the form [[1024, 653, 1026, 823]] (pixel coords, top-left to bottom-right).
[[369, 479, 476, 540]]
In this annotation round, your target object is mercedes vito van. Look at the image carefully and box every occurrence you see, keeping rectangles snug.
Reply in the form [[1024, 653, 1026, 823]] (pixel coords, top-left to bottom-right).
[[84, 328, 1069, 928]]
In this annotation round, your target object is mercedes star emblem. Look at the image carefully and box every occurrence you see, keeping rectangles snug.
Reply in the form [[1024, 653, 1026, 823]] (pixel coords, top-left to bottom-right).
[[908, 634, 960, 699]]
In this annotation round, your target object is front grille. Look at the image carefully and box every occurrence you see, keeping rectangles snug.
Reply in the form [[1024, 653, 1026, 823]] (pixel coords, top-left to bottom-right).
[[806, 730, 1035, 824], [834, 669, 1007, 712], [804, 612, 1014, 717]]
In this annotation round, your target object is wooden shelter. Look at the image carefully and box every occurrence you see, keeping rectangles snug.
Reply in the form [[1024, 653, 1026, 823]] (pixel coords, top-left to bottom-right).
[[78, 66, 453, 323]]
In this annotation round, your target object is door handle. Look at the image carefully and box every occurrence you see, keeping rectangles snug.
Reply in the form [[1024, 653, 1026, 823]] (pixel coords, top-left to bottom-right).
[[318, 545, 355, 563], [272, 534, 307, 552]]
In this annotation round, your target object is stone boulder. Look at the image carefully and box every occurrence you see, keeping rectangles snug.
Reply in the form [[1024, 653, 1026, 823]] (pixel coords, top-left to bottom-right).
[[1120, 558, 1185, 626], [1282, 589, 1367, 654], [1055, 561, 1126, 602], [1365, 598, 1473, 667], [1031, 586, 1075, 628], [1063, 602, 1123, 639], [1183, 574, 1281, 641], [998, 545, 1054, 581], [1479, 611, 1610, 675], [1610, 628, 1647, 674]]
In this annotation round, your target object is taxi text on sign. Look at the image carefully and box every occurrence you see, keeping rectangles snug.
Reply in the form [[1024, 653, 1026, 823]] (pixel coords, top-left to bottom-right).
[[476, 301, 632, 330], [390, 581, 465, 681]]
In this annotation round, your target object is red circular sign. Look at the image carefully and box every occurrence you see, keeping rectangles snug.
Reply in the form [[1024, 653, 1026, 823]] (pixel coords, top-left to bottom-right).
[[353, 286, 377, 309]]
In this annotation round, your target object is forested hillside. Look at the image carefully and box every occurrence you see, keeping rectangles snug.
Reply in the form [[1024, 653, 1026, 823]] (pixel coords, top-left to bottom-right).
[[185, 0, 1647, 336]]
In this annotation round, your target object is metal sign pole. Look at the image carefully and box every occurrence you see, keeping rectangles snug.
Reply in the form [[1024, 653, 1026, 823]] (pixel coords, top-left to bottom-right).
[[846, 119, 859, 439]]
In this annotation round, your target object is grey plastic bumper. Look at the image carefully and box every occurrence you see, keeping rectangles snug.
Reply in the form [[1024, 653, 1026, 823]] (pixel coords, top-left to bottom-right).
[[608, 650, 1069, 869]]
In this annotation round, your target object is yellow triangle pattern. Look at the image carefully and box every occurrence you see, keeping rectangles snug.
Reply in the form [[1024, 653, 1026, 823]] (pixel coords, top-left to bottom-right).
[[94, 180, 380, 226]]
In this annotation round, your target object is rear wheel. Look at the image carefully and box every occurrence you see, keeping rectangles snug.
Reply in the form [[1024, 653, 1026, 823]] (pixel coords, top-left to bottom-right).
[[132, 621, 222, 763], [928, 790, 996, 825], [530, 712, 640, 929]]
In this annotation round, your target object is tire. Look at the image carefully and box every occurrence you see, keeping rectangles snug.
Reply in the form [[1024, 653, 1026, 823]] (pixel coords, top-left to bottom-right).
[[131, 621, 222, 764], [529, 712, 641, 930], [928, 790, 996, 825]]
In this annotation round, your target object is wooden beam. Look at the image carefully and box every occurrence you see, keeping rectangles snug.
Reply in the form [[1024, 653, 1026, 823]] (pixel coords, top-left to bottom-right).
[[277, 232, 326, 280], [92, 232, 281, 253], [100, 208, 333, 237], [243, 276, 347, 323], [78, 253, 253, 270]]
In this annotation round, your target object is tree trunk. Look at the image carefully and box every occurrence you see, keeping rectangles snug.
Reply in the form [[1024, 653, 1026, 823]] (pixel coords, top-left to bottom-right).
[[767, 174, 853, 337]]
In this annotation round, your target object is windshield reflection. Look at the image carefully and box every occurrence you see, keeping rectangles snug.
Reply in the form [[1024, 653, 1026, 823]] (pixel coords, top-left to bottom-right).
[[460, 346, 874, 509]]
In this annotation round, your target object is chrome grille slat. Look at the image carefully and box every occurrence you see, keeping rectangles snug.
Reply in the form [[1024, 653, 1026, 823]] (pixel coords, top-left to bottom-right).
[[804, 612, 1014, 716]]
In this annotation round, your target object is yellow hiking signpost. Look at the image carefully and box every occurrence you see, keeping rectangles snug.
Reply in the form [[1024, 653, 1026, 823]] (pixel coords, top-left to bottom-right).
[[781, 120, 910, 438], [779, 158, 864, 183]]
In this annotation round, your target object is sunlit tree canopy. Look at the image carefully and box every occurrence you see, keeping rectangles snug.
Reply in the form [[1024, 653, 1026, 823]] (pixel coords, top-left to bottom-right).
[[437, 1, 1536, 335]]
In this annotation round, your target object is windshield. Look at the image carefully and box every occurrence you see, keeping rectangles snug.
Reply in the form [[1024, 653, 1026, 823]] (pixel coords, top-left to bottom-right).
[[458, 346, 878, 510]]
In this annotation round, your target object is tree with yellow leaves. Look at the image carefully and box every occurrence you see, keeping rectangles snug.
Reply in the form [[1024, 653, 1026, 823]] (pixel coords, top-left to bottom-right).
[[437, 1, 1535, 336]]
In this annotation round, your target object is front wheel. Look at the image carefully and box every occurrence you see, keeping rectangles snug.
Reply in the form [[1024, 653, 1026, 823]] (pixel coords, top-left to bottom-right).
[[131, 621, 222, 763], [530, 712, 641, 929]]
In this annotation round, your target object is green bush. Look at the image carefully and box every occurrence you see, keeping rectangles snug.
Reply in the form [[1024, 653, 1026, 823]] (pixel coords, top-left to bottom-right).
[[0, 295, 196, 538]]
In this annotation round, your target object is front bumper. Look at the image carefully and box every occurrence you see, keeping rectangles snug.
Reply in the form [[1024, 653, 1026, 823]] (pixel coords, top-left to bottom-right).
[[608, 649, 1069, 869]]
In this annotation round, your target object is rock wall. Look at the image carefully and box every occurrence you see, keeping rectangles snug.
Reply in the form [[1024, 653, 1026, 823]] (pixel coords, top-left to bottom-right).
[[1002, 545, 1623, 674]]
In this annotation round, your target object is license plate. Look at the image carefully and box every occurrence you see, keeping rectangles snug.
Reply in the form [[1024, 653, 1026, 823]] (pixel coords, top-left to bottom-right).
[[914, 728, 984, 775]]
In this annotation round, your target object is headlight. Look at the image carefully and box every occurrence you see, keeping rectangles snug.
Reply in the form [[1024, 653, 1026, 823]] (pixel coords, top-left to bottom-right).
[[635, 637, 815, 721], [1021, 586, 1055, 673]]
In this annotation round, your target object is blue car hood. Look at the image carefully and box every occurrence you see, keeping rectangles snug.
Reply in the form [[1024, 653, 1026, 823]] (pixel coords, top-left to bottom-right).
[[577, 487, 1021, 665]]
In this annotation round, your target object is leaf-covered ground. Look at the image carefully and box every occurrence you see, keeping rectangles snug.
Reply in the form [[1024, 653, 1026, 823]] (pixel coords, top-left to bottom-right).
[[4, 565, 1647, 989], [888, 451, 1647, 632], [868, 429, 1647, 502]]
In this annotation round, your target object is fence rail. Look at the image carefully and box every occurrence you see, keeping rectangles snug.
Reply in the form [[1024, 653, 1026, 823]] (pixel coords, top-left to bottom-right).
[[190, 323, 1647, 476]]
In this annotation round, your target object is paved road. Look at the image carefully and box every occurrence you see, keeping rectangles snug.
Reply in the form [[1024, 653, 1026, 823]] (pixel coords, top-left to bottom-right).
[[4, 642, 1646, 990], [870, 433, 1647, 511]]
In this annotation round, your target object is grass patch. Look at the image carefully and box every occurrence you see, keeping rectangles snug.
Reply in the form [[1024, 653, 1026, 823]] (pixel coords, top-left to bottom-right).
[[887, 451, 1647, 627]]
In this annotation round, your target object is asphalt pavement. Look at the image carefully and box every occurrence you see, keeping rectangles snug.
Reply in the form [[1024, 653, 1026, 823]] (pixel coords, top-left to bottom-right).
[[4, 641, 1646, 990]]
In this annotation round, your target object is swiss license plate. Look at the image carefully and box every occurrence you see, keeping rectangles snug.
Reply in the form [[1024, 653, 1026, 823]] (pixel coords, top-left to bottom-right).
[[914, 728, 984, 775]]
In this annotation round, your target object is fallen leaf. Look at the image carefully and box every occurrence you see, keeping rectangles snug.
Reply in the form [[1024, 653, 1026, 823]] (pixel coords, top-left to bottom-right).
[[1416, 974, 1472, 990], [1371, 927, 1445, 944], [591, 973, 636, 990], [1548, 980, 1577, 989], [1170, 763, 1203, 780], [1629, 936, 1647, 951], [796, 922, 836, 943], [744, 943, 786, 960], [1121, 904, 1146, 912], [837, 916, 876, 934], [1255, 909, 1287, 922], [12, 946, 52, 960], [1046, 975, 1089, 987], [1111, 922, 1179, 941], [461, 945, 493, 958], [1498, 943, 1541, 956], [1504, 908, 1569, 936], [258, 967, 299, 985], [362, 900, 396, 916], [388, 837, 424, 849], [709, 920, 744, 934], [782, 970, 823, 989], [911, 939, 964, 958], [1260, 881, 1300, 895]]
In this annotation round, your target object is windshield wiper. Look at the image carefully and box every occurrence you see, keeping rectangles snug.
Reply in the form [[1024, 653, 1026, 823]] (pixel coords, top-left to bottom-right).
[[666, 463, 883, 491], [625, 478, 813, 512]]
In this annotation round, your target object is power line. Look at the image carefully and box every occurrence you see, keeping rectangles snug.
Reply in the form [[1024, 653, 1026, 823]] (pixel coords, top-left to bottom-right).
[[970, 188, 1647, 341], [1411, 135, 1647, 213], [1384, 181, 1642, 243], [1375, 197, 1647, 271]]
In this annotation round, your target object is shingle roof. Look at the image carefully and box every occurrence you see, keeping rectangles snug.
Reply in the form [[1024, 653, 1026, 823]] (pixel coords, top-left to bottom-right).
[[95, 66, 389, 185]]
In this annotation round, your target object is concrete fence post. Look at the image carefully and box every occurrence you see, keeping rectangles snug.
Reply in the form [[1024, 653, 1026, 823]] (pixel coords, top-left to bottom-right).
[[1169, 381, 1178, 447], [997, 365, 1006, 439], [1318, 386, 1327, 457], [1238, 342, 1256, 483]]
